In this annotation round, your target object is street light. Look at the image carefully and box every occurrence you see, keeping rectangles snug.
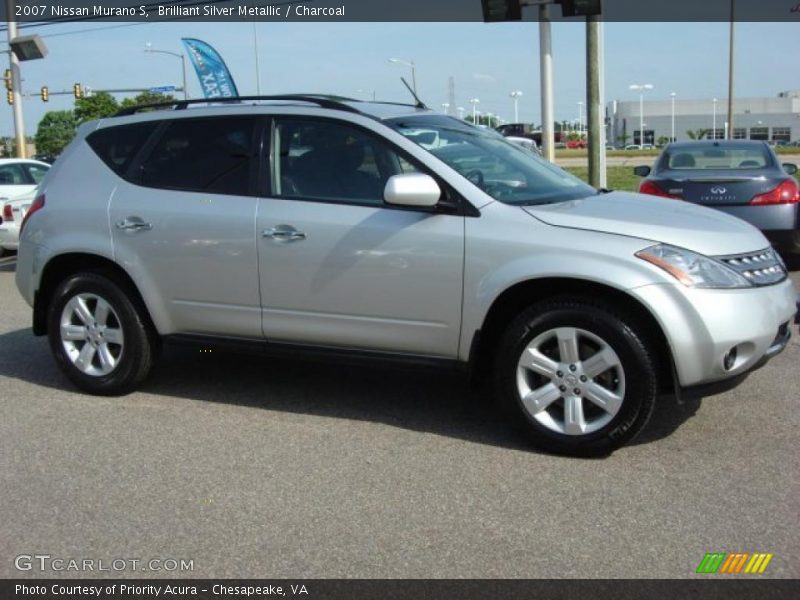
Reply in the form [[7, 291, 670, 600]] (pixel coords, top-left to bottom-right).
[[388, 58, 416, 94], [629, 84, 654, 146], [712, 98, 718, 139], [441, 102, 450, 115], [457, 106, 465, 119], [670, 92, 677, 142], [577, 101, 584, 137], [509, 90, 523, 123], [469, 98, 480, 124], [145, 42, 188, 99]]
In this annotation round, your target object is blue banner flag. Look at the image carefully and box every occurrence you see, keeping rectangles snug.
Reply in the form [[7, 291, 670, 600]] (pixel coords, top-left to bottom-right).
[[180, 38, 239, 98]]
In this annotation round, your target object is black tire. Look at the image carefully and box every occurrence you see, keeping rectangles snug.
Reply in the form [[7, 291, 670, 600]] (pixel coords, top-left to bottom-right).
[[47, 271, 159, 395], [494, 297, 658, 457]]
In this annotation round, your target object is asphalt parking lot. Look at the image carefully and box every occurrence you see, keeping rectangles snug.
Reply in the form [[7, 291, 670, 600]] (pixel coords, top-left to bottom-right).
[[0, 254, 798, 579]]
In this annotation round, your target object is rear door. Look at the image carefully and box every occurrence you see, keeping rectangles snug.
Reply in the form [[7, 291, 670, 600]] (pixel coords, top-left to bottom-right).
[[108, 116, 264, 338], [255, 116, 465, 357], [0, 163, 35, 199]]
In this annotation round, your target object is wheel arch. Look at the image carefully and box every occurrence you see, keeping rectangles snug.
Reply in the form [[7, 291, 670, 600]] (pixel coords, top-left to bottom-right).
[[33, 252, 158, 337], [469, 277, 675, 391]]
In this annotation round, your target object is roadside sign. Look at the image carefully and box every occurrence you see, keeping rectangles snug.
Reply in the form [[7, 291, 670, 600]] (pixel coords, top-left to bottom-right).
[[149, 85, 177, 93]]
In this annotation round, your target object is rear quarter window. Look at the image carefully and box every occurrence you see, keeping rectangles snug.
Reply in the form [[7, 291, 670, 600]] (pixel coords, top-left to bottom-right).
[[87, 121, 159, 176]]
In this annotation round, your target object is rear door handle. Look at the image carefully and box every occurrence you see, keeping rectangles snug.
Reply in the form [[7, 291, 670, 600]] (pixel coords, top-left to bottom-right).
[[115, 217, 152, 232], [262, 225, 306, 242]]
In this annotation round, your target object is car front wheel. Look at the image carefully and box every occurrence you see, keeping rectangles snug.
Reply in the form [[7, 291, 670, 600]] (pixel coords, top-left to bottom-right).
[[47, 272, 158, 395], [494, 298, 659, 456]]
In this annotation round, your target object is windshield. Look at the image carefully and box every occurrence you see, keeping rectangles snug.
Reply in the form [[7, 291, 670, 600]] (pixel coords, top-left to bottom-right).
[[386, 115, 596, 205], [663, 143, 772, 170]]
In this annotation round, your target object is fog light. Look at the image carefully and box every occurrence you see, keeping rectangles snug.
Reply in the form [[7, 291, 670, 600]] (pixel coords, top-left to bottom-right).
[[723, 347, 738, 371]]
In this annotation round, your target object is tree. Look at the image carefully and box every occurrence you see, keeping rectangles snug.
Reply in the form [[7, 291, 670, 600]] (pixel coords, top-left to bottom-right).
[[35, 111, 78, 156], [74, 91, 119, 124], [120, 91, 177, 110], [657, 136, 670, 147], [686, 129, 709, 141], [616, 133, 631, 145]]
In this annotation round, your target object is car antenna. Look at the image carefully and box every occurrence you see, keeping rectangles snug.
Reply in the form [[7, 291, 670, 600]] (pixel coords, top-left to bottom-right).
[[401, 77, 427, 109]]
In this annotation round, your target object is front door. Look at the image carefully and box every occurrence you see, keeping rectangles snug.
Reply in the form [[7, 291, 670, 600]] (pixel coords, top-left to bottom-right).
[[256, 117, 464, 357]]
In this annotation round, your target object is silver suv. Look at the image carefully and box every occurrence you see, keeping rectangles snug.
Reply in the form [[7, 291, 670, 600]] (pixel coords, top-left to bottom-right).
[[15, 96, 797, 456]]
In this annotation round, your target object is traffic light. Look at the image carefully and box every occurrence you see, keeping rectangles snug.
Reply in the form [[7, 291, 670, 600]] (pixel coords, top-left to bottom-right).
[[40, 86, 48, 102], [73, 83, 82, 98], [4, 69, 11, 92], [6, 90, 13, 105]]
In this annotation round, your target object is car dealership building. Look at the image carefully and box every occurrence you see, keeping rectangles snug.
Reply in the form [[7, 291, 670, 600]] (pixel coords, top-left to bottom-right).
[[608, 90, 800, 146]]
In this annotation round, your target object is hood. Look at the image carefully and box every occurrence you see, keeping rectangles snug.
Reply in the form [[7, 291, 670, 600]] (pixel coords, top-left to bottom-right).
[[522, 191, 768, 257]]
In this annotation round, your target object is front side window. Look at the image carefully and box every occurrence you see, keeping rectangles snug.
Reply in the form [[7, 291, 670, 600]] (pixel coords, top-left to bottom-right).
[[387, 115, 595, 206], [273, 119, 419, 206], [140, 117, 256, 196]]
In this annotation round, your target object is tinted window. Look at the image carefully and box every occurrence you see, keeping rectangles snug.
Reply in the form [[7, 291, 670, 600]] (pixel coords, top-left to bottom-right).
[[87, 121, 157, 175], [274, 119, 419, 206], [141, 117, 256, 196], [25, 163, 49, 184], [665, 144, 771, 170], [0, 163, 27, 185]]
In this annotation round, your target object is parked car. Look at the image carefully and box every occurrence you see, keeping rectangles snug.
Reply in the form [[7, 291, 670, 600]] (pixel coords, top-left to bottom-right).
[[0, 158, 50, 200], [506, 136, 541, 155], [625, 144, 642, 151], [15, 96, 796, 456], [634, 140, 800, 253], [0, 189, 35, 256]]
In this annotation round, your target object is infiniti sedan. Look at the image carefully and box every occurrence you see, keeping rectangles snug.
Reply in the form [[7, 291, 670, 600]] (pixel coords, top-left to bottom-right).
[[634, 141, 799, 253]]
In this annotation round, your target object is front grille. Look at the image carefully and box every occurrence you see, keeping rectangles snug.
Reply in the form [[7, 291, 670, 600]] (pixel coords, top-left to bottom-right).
[[715, 247, 787, 286]]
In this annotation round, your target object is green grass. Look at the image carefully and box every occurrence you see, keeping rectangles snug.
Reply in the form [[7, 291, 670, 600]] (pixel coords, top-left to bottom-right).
[[565, 166, 799, 191], [565, 166, 641, 191]]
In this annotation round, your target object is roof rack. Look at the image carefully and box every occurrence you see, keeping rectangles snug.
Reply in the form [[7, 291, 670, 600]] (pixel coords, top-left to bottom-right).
[[114, 94, 363, 117]]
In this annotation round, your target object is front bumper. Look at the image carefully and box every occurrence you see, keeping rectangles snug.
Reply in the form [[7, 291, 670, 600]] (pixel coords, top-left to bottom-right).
[[631, 277, 797, 388]]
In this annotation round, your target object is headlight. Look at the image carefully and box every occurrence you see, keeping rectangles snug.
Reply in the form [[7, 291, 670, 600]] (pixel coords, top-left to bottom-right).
[[636, 244, 752, 288]]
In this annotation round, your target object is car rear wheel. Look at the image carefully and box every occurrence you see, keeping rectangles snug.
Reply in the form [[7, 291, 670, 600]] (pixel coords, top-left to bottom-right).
[[494, 297, 658, 456], [47, 272, 158, 395]]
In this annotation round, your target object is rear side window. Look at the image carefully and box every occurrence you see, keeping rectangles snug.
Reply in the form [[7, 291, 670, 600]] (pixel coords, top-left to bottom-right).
[[0, 163, 27, 185], [87, 121, 158, 175], [140, 117, 257, 196]]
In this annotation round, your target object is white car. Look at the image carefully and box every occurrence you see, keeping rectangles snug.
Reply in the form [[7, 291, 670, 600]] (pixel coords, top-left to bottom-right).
[[0, 159, 50, 200], [506, 136, 541, 155], [0, 189, 35, 255]]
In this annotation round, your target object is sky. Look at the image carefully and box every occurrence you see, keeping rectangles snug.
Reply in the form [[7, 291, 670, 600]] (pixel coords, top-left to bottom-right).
[[1, 20, 799, 136]]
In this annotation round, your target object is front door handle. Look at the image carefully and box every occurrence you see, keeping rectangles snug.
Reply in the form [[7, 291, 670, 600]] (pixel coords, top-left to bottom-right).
[[262, 225, 306, 242], [115, 217, 152, 232]]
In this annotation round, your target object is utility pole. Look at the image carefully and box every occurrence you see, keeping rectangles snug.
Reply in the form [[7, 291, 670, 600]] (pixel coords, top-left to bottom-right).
[[539, 3, 555, 162], [6, 0, 26, 158], [586, 15, 601, 187], [727, 0, 735, 139]]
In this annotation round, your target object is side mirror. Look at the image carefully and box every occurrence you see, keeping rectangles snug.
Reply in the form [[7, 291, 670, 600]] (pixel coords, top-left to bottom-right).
[[633, 165, 651, 177], [782, 163, 798, 175], [384, 173, 441, 208]]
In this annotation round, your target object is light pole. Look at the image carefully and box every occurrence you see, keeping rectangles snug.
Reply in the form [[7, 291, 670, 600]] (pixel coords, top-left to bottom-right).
[[441, 102, 450, 115], [712, 98, 718, 139], [469, 98, 480, 124], [577, 101, 584, 137], [670, 92, 676, 142], [629, 84, 653, 146], [510, 90, 523, 123], [457, 106, 465, 119], [388, 58, 416, 94], [145, 42, 188, 99]]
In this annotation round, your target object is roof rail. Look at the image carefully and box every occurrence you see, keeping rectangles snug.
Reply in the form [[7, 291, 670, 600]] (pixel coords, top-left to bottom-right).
[[114, 95, 363, 117]]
